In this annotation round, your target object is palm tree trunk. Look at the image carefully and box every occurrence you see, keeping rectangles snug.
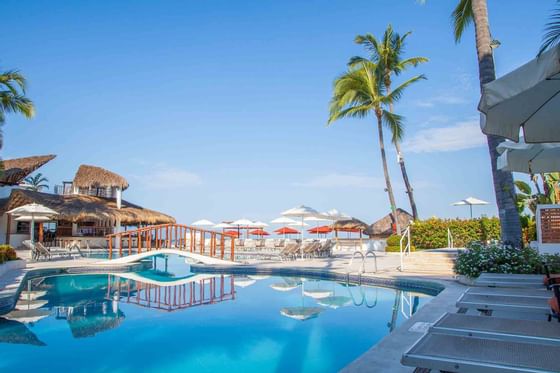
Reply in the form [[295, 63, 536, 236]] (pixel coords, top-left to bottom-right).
[[376, 113, 401, 235], [472, 0, 522, 245], [394, 141, 419, 220]]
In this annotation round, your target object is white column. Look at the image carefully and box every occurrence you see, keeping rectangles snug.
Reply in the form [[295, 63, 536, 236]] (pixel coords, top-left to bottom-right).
[[115, 187, 122, 209], [72, 223, 79, 236]]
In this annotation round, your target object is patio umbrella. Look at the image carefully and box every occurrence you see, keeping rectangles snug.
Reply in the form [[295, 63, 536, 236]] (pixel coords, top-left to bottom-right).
[[8, 203, 58, 243], [249, 229, 269, 237], [497, 139, 560, 174], [281, 205, 320, 242], [321, 209, 351, 221], [214, 222, 233, 229], [223, 230, 240, 237], [231, 218, 256, 238], [270, 217, 297, 224], [304, 215, 332, 238], [253, 221, 269, 228], [191, 219, 215, 227], [307, 225, 333, 238], [452, 197, 489, 219], [479, 45, 560, 143], [274, 226, 300, 238]]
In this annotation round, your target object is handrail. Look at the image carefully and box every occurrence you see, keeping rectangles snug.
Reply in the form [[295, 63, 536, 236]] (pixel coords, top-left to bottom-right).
[[347, 249, 377, 274], [447, 228, 454, 249], [399, 225, 411, 272]]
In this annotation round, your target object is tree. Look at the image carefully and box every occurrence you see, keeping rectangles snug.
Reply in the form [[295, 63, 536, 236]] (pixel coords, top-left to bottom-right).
[[0, 70, 35, 150], [24, 173, 49, 191], [350, 26, 428, 220], [451, 0, 522, 245], [328, 59, 423, 235], [540, 1, 560, 55]]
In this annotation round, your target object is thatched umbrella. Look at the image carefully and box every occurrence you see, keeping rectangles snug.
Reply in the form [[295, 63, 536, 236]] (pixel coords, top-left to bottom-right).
[[73, 164, 129, 191], [365, 208, 413, 238], [332, 218, 369, 250]]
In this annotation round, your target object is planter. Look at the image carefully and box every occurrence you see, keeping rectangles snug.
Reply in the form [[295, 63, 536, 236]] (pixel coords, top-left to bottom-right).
[[456, 275, 475, 286], [0, 259, 26, 278]]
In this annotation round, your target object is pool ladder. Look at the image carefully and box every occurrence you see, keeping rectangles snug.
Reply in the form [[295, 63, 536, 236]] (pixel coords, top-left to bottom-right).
[[347, 249, 378, 276]]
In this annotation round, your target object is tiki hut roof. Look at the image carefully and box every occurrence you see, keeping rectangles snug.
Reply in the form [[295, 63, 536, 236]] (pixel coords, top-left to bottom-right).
[[332, 218, 369, 232], [0, 189, 175, 225], [365, 208, 413, 237], [0, 155, 56, 186], [73, 165, 129, 191]]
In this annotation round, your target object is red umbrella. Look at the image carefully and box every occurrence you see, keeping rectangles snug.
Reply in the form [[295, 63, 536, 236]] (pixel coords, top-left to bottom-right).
[[308, 225, 333, 234], [223, 230, 240, 237], [274, 226, 300, 238], [250, 229, 269, 237]]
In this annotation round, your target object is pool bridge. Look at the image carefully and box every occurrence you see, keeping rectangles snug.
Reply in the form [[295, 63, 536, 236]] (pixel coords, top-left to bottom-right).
[[104, 223, 237, 264]]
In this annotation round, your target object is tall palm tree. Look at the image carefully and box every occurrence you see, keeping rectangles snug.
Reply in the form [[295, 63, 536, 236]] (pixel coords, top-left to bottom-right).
[[540, 1, 560, 55], [328, 60, 423, 235], [0, 70, 35, 150], [24, 173, 49, 191], [451, 0, 522, 245], [350, 26, 428, 220]]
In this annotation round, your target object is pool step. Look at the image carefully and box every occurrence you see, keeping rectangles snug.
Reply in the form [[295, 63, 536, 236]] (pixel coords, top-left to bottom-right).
[[401, 252, 457, 275]]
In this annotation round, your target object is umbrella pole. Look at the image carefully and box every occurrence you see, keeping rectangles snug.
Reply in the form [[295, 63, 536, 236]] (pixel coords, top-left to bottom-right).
[[301, 216, 304, 259], [470, 205, 473, 219], [30, 216, 35, 244]]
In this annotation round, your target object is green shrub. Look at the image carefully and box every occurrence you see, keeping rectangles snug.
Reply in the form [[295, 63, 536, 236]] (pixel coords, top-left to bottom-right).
[[411, 217, 501, 250], [542, 253, 560, 274], [454, 241, 542, 278], [385, 235, 416, 252], [0, 245, 17, 264]]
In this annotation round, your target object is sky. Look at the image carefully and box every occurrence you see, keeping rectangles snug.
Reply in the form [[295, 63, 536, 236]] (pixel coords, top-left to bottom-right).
[[1, 0, 555, 225]]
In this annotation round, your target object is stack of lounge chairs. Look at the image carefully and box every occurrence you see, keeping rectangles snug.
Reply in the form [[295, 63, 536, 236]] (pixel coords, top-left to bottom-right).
[[279, 239, 334, 260], [23, 240, 81, 261], [401, 264, 560, 372]]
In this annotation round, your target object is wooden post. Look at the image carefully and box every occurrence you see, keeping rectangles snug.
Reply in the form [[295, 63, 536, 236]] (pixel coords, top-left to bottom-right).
[[231, 237, 235, 261], [190, 230, 194, 252], [128, 234, 132, 255], [220, 235, 225, 259], [5, 214, 11, 245], [118, 233, 123, 257], [108, 236, 113, 259], [38, 223, 44, 243], [200, 230, 204, 254]]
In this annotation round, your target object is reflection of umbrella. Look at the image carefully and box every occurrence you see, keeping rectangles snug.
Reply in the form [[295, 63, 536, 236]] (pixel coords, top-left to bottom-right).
[[479, 45, 560, 143], [15, 299, 48, 310], [4, 309, 50, 324], [247, 275, 269, 280], [234, 277, 256, 288], [303, 289, 333, 299], [270, 283, 298, 292], [19, 291, 47, 301], [452, 197, 489, 219], [0, 318, 46, 346], [68, 308, 124, 338], [497, 139, 560, 174], [280, 307, 324, 321], [8, 203, 58, 243], [316, 296, 352, 309]]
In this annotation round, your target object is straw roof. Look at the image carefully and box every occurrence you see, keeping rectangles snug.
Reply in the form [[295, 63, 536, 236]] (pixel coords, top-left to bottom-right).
[[0, 155, 56, 186], [332, 218, 369, 231], [365, 208, 413, 237], [73, 165, 129, 191], [0, 189, 175, 225]]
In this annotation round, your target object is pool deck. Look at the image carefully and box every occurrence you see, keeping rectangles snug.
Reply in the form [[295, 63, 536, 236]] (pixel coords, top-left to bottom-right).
[[0, 252, 465, 372]]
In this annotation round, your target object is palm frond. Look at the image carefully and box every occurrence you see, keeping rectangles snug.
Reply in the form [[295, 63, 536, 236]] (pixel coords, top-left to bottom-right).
[[384, 74, 426, 104], [396, 56, 429, 73], [354, 34, 380, 59], [0, 92, 34, 118], [0, 70, 27, 93], [539, 3, 560, 55], [382, 110, 405, 143], [451, 0, 473, 43]]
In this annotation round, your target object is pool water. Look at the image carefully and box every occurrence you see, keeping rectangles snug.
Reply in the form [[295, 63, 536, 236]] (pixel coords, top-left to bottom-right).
[[0, 255, 434, 373]]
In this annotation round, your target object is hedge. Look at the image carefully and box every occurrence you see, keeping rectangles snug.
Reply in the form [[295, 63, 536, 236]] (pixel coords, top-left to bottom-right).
[[411, 217, 500, 250], [0, 245, 17, 264], [385, 234, 416, 252]]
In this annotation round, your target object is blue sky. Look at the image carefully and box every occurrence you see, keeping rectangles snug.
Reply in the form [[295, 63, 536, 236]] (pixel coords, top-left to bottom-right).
[[1, 0, 554, 224]]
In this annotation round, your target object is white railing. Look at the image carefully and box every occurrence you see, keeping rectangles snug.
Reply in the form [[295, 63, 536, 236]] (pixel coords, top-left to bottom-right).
[[399, 225, 411, 271], [447, 228, 454, 249], [347, 249, 378, 274]]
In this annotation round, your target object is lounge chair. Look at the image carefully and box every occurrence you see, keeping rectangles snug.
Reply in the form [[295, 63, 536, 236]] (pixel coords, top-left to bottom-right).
[[474, 272, 544, 288], [303, 241, 321, 258], [401, 329, 560, 372], [456, 289, 551, 318], [430, 312, 560, 345], [36, 242, 72, 259], [22, 240, 47, 261], [280, 242, 300, 260]]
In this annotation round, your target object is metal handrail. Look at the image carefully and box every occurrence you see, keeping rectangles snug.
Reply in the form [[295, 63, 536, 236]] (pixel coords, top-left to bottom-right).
[[399, 225, 411, 271], [347, 249, 378, 274], [447, 228, 454, 249]]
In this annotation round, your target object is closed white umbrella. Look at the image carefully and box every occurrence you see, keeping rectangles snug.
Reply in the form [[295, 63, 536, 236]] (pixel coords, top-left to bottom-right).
[[479, 45, 560, 143], [8, 203, 58, 243], [282, 205, 320, 258], [452, 197, 489, 219], [497, 139, 560, 174]]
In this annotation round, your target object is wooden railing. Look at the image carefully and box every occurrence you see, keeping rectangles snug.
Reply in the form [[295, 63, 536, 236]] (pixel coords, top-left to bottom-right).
[[105, 223, 236, 260]]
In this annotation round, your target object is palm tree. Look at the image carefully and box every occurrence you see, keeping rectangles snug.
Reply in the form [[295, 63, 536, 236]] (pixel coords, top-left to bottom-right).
[[451, 0, 522, 245], [24, 173, 49, 191], [328, 60, 423, 235], [540, 1, 560, 55], [350, 26, 428, 220], [0, 70, 35, 150]]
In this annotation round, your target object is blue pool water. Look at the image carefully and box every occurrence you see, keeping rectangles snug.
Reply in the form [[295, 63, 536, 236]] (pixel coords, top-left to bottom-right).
[[0, 255, 435, 372]]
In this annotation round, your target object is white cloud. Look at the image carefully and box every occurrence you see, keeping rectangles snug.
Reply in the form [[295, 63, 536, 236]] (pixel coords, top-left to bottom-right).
[[404, 119, 486, 153], [293, 173, 386, 189], [130, 163, 202, 189], [414, 95, 468, 108]]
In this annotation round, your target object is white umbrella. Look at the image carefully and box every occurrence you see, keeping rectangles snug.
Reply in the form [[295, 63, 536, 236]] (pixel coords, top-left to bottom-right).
[[452, 197, 489, 219], [304, 216, 332, 238], [289, 221, 310, 227], [214, 222, 233, 229], [191, 219, 215, 227], [497, 139, 560, 174], [231, 218, 256, 238], [479, 45, 560, 143], [253, 221, 269, 228], [8, 203, 58, 243], [270, 217, 297, 224], [14, 215, 52, 222], [282, 205, 320, 258], [320, 209, 351, 221]]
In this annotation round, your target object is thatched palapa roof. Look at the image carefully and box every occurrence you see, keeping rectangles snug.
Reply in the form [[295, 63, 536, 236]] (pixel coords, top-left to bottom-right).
[[0, 189, 175, 225], [0, 155, 56, 186], [73, 165, 129, 191], [365, 208, 413, 237], [332, 218, 369, 232]]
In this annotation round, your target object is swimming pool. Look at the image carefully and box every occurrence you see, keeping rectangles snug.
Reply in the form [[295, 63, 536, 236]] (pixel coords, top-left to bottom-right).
[[0, 255, 435, 372]]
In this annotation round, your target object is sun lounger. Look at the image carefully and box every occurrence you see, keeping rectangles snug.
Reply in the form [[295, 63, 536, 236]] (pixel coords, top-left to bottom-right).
[[36, 242, 72, 259], [431, 313, 560, 345], [280, 243, 300, 260], [456, 291, 551, 317], [22, 240, 46, 261], [402, 330, 560, 372], [474, 272, 544, 288], [465, 287, 551, 299]]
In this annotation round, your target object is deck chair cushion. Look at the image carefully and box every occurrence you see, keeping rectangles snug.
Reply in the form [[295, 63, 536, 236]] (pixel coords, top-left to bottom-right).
[[549, 296, 560, 314]]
